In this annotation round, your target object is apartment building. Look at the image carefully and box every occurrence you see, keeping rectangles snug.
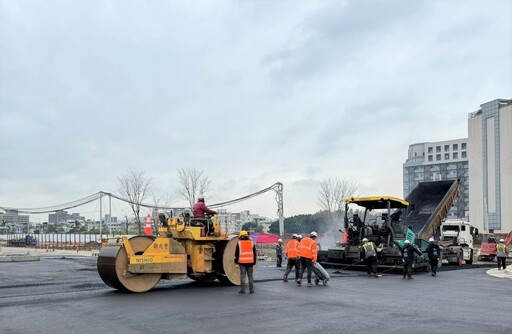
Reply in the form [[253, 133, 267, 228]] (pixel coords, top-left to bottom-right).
[[468, 99, 512, 233], [403, 138, 469, 218]]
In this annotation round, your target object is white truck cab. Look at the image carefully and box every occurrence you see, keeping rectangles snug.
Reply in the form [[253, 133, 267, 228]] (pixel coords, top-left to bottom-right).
[[440, 219, 478, 265]]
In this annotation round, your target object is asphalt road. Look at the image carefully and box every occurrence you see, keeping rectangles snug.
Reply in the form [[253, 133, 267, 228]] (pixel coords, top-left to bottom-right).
[[0, 257, 510, 334]]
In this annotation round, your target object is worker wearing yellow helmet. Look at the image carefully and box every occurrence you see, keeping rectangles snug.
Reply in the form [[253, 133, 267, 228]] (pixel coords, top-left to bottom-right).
[[234, 230, 256, 294]]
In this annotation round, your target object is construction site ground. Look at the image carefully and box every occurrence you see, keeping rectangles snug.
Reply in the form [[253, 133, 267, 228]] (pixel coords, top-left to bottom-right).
[[0, 247, 511, 334]]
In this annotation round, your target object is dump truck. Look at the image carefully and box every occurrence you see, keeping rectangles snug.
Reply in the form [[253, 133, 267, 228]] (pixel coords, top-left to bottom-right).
[[439, 219, 478, 265], [97, 213, 245, 293], [318, 180, 461, 270]]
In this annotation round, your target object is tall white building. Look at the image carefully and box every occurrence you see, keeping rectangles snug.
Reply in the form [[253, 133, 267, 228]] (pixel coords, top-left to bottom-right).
[[403, 138, 469, 218], [468, 99, 512, 233]]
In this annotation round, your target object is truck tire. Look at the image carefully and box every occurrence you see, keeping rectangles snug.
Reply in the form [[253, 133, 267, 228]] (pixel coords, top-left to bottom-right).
[[466, 250, 473, 265], [457, 250, 463, 266]]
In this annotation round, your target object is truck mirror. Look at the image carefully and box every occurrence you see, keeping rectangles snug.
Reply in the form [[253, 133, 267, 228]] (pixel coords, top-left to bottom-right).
[[474, 228, 479, 236]]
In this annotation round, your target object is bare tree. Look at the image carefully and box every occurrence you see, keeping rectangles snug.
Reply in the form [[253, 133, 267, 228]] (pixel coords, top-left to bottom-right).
[[117, 170, 152, 234], [176, 168, 211, 208], [149, 192, 175, 217], [317, 177, 359, 213]]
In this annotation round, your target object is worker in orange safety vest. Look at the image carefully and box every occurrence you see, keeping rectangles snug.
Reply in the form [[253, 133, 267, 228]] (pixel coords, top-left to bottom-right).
[[297, 231, 318, 287], [234, 230, 257, 294], [283, 234, 301, 282]]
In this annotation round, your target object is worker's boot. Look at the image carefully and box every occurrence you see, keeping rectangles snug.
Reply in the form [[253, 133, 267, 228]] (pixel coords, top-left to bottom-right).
[[307, 282, 314, 287], [296, 279, 301, 285], [283, 276, 288, 282]]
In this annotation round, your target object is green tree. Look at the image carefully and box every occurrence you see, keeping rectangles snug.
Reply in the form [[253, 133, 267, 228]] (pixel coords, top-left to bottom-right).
[[46, 225, 57, 233], [241, 222, 258, 232]]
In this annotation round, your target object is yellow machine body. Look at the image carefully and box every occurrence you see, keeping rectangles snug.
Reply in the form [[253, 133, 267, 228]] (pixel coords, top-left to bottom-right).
[[97, 214, 243, 292]]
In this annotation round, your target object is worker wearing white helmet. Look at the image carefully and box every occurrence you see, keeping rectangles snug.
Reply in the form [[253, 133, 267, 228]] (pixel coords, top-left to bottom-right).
[[361, 238, 378, 278], [496, 239, 509, 270], [402, 239, 422, 279], [276, 238, 284, 268], [426, 237, 441, 276], [297, 231, 318, 287], [283, 234, 300, 282]]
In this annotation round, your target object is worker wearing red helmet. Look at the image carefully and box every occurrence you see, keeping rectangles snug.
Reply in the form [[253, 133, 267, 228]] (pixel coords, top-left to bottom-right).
[[193, 197, 217, 218], [192, 197, 217, 235]]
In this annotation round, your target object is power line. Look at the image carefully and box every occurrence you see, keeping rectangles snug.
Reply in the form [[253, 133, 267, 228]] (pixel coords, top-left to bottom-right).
[[0, 183, 282, 214]]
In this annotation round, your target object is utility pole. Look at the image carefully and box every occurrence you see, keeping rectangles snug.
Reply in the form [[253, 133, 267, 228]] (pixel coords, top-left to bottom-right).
[[275, 182, 284, 237], [99, 193, 102, 238], [109, 193, 112, 236]]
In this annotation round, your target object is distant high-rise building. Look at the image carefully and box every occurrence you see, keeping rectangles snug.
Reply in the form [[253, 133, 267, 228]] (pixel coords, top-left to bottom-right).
[[49, 211, 84, 224], [403, 139, 469, 219], [468, 99, 512, 233]]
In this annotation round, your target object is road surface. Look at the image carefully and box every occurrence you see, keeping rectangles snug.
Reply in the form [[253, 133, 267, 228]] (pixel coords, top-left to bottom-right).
[[0, 256, 510, 334]]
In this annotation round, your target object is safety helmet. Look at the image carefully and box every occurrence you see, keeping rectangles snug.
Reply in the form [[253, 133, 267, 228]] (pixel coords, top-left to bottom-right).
[[278, 239, 282, 242], [298, 234, 303, 239], [428, 237, 435, 242], [404, 240, 411, 244], [499, 239, 505, 243], [362, 238, 369, 242], [310, 231, 318, 237], [239, 230, 248, 237], [292, 234, 298, 239]]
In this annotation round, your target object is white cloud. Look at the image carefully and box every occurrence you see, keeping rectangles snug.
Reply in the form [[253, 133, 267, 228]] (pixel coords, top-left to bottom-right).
[[0, 0, 511, 221]]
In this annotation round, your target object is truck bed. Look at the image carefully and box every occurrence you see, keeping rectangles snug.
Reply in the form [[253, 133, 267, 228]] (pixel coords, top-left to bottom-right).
[[405, 180, 460, 240]]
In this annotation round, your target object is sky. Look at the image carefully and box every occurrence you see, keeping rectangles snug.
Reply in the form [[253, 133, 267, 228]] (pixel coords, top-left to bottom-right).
[[1, 0, 511, 222]]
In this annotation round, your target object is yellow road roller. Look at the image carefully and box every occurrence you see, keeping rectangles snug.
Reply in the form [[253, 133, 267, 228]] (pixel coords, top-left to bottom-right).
[[97, 213, 245, 293]]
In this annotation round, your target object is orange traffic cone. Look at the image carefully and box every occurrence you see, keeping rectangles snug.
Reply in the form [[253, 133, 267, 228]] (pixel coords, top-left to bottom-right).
[[144, 214, 153, 236]]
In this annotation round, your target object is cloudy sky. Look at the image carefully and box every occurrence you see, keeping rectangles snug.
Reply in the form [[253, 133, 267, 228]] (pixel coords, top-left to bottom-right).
[[1, 0, 511, 222]]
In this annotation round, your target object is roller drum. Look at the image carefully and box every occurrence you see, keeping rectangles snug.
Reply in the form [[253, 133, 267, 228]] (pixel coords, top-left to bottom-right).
[[97, 236, 161, 293], [214, 236, 257, 286]]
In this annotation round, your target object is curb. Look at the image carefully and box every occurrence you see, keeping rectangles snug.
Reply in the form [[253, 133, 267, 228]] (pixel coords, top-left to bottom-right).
[[0, 255, 40, 262], [486, 267, 512, 280]]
